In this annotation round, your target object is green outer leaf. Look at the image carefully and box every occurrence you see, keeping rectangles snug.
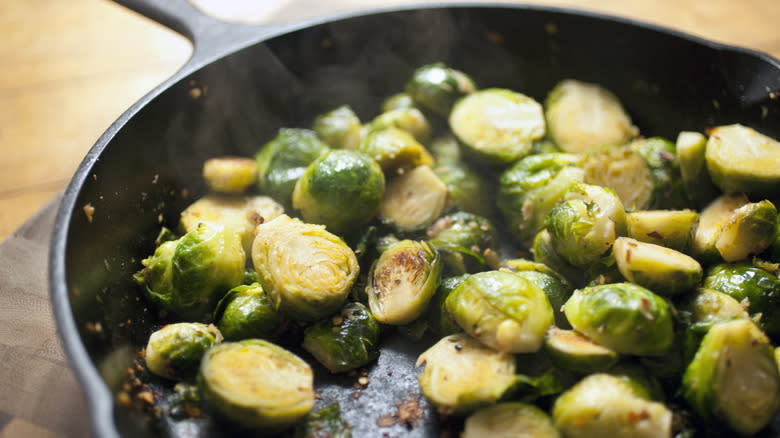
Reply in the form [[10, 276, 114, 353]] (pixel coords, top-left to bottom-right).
[[302, 302, 380, 373], [213, 283, 282, 341]]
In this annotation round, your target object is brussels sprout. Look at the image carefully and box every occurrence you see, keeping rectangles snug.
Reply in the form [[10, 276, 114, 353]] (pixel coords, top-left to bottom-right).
[[545, 183, 627, 267], [313, 105, 362, 150], [381, 92, 415, 112], [613, 237, 702, 297], [450, 88, 545, 165], [445, 270, 554, 353], [767, 212, 780, 262], [433, 160, 496, 218], [676, 131, 718, 207], [544, 79, 638, 153], [705, 124, 780, 197], [179, 194, 284, 257], [626, 209, 699, 253], [428, 135, 462, 165], [135, 239, 178, 305], [171, 221, 246, 316], [563, 282, 673, 356], [366, 239, 441, 325], [405, 62, 476, 116], [366, 107, 432, 144], [462, 402, 560, 438], [715, 199, 777, 263], [677, 287, 750, 335], [582, 145, 653, 211], [498, 153, 585, 245], [426, 211, 500, 275], [252, 215, 359, 322], [544, 327, 619, 374], [213, 283, 282, 341], [533, 138, 563, 154], [424, 274, 469, 336], [682, 319, 780, 435], [291, 149, 385, 236], [302, 302, 380, 373], [294, 403, 352, 438], [531, 229, 583, 288], [703, 262, 780, 336], [202, 157, 258, 194], [145, 322, 222, 381], [552, 373, 672, 438], [693, 193, 750, 262], [138, 221, 245, 319], [198, 339, 314, 430], [506, 262, 572, 328], [379, 165, 449, 233], [630, 137, 688, 210], [255, 128, 330, 207], [357, 127, 433, 174], [416, 333, 517, 415]]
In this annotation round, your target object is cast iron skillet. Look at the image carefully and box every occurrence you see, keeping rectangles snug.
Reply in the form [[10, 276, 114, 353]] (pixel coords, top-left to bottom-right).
[[49, 1, 780, 437]]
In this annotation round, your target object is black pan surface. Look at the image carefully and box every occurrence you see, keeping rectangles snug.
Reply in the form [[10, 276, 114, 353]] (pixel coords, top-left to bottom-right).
[[49, 2, 780, 437]]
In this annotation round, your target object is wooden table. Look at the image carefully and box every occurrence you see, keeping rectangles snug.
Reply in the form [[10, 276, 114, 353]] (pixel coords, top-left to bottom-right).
[[0, 1, 778, 436], [1, 0, 779, 241]]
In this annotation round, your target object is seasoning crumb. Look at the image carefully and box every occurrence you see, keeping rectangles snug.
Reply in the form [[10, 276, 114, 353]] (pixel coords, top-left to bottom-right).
[[314, 394, 323, 400], [104, 259, 111, 272], [545, 22, 558, 35], [137, 391, 155, 405], [353, 392, 361, 399], [189, 87, 202, 99], [86, 321, 103, 333], [487, 30, 504, 44], [70, 287, 80, 297], [358, 376, 370, 387], [157, 213, 164, 224], [117, 391, 132, 407], [376, 394, 424, 429], [83, 203, 95, 223], [332, 315, 344, 326]]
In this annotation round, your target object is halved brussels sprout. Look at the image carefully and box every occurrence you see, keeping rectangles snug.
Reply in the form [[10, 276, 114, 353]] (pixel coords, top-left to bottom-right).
[[137, 221, 246, 319], [531, 229, 583, 288], [294, 403, 352, 438], [714, 199, 777, 262], [676, 131, 718, 207], [445, 270, 554, 353], [703, 262, 780, 336], [416, 333, 517, 415], [198, 339, 314, 430], [631, 137, 688, 210], [434, 159, 496, 218], [366, 107, 432, 144], [450, 88, 545, 165], [291, 149, 385, 236], [682, 319, 780, 436], [563, 282, 673, 356], [381, 92, 415, 113], [405, 62, 476, 117], [507, 262, 572, 329], [546, 183, 627, 267], [677, 287, 750, 334], [202, 157, 258, 194], [552, 373, 672, 438], [544, 79, 638, 153], [255, 128, 330, 207], [379, 165, 449, 233], [544, 327, 619, 374], [498, 153, 585, 245], [625, 209, 699, 253], [613, 236, 702, 296], [302, 302, 380, 373], [366, 239, 441, 325], [693, 193, 750, 262], [357, 127, 433, 174], [705, 124, 780, 197], [179, 194, 284, 257], [462, 402, 560, 438], [252, 215, 359, 322], [313, 105, 362, 150], [426, 211, 500, 275], [423, 274, 469, 336], [145, 322, 222, 381], [582, 145, 654, 211], [213, 283, 282, 341]]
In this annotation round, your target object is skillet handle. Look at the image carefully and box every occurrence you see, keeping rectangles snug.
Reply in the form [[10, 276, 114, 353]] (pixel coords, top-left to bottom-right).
[[111, 0, 288, 70]]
